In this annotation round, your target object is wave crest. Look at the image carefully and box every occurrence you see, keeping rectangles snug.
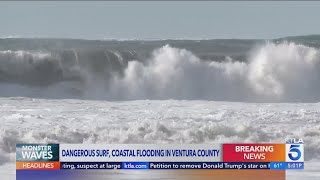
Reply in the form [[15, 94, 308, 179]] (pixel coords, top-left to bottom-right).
[[108, 42, 320, 102], [0, 42, 320, 102], [249, 42, 320, 101]]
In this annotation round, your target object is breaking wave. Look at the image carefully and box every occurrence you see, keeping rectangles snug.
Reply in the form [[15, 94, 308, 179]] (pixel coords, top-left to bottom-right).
[[0, 99, 319, 164], [0, 42, 320, 102]]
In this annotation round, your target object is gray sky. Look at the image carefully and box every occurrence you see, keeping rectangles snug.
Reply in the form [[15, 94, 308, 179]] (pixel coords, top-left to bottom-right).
[[0, 1, 320, 39]]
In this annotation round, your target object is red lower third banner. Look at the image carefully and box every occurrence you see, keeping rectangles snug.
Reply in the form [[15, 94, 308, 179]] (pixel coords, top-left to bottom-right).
[[223, 144, 286, 162]]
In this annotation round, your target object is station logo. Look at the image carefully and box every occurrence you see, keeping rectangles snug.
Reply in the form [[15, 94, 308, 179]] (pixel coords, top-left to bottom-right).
[[285, 138, 304, 162]]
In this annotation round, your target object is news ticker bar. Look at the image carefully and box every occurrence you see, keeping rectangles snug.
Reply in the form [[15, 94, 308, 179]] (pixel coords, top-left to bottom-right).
[[16, 141, 305, 171], [16, 162, 304, 170]]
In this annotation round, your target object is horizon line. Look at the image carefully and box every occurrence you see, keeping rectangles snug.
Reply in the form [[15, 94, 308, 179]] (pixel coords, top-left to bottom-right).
[[0, 34, 319, 41]]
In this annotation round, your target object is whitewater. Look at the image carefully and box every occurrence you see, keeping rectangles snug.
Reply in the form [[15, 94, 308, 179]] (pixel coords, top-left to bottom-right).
[[0, 37, 320, 179]]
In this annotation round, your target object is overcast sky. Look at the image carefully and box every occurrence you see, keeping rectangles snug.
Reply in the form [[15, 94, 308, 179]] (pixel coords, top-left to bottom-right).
[[0, 1, 320, 39]]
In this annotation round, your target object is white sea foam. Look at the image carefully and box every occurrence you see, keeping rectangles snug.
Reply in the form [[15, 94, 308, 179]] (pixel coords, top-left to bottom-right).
[[104, 42, 320, 102], [0, 98, 319, 179], [0, 98, 319, 159]]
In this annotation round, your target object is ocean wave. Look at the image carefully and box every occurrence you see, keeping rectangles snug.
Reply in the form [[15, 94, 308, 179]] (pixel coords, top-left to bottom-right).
[[94, 42, 320, 102], [0, 42, 319, 102]]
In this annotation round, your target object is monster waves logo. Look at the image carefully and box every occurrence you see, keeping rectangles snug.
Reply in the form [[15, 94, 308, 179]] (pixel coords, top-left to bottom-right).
[[16, 144, 59, 162], [285, 138, 304, 162]]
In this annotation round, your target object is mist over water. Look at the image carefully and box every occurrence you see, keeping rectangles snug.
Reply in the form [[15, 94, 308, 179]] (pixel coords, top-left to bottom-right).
[[0, 38, 320, 102]]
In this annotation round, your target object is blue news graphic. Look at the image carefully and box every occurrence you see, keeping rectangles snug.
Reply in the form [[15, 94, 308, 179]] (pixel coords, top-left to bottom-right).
[[122, 162, 149, 169], [286, 162, 304, 170], [60, 162, 271, 170], [270, 162, 286, 170]]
